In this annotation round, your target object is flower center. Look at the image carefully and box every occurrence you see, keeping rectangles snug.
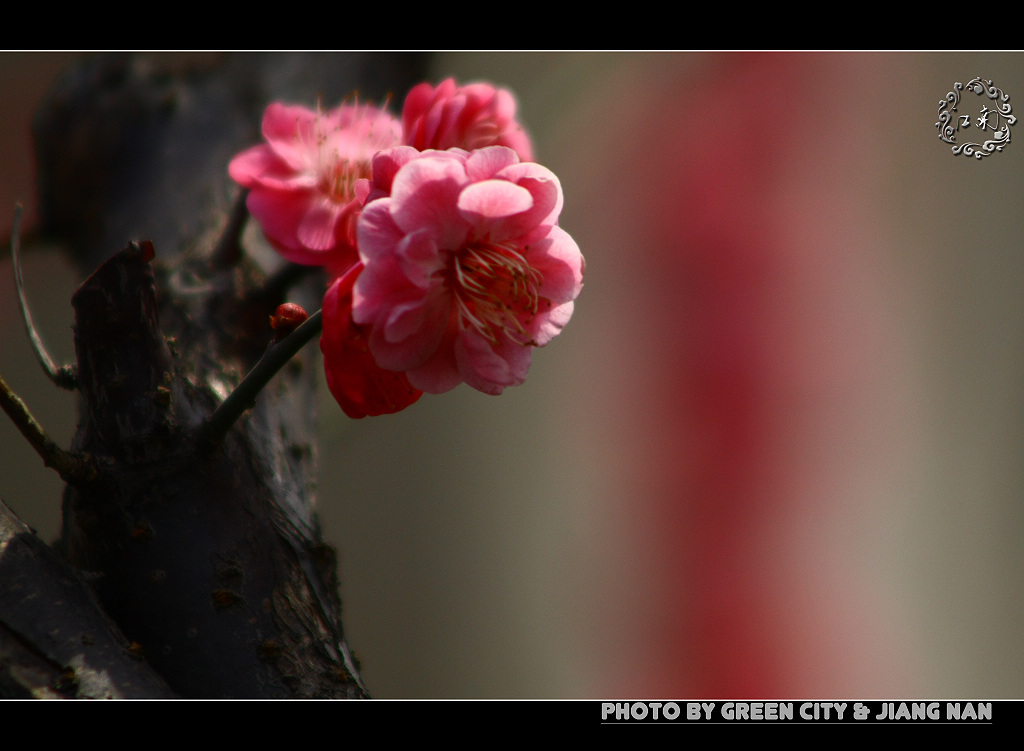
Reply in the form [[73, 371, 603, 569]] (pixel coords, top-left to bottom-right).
[[305, 104, 383, 204], [319, 156, 367, 203], [450, 242, 544, 346]]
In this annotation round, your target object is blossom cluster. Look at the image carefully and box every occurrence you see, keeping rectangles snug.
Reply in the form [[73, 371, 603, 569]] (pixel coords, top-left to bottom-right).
[[229, 79, 584, 418]]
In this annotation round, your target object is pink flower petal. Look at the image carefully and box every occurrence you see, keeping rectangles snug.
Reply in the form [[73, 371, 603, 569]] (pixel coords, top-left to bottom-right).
[[296, 196, 348, 252], [389, 155, 471, 248], [401, 79, 533, 160], [261, 103, 322, 171], [495, 162, 563, 229], [320, 268, 423, 419], [464, 145, 521, 182], [367, 289, 450, 372], [530, 226, 585, 305], [457, 179, 534, 220], [405, 323, 463, 394]]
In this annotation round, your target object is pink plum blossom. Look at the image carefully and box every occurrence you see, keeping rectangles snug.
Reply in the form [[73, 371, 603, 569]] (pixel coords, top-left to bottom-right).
[[402, 79, 534, 161], [352, 146, 584, 396], [229, 101, 401, 271], [320, 263, 423, 418]]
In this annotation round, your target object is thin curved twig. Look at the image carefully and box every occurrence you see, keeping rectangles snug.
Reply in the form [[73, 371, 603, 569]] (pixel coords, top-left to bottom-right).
[[0, 374, 99, 485], [10, 204, 78, 389]]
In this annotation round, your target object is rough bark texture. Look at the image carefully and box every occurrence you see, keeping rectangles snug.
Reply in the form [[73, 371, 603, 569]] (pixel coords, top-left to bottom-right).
[[1, 498, 176, 698], [0, 52, 429, 698]]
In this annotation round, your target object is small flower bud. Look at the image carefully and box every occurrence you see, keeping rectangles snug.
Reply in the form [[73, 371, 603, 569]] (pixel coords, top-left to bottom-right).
[[270, 303, 309, 341]]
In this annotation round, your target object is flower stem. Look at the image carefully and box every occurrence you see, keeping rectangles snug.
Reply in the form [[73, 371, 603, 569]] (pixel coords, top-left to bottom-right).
[[198, 309, 323, 443]]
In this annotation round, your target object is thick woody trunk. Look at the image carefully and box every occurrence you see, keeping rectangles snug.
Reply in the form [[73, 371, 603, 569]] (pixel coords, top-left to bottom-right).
[[0, 52, 427, 698]]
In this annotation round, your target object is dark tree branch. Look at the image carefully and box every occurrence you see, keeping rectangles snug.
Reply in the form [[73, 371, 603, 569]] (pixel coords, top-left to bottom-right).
[[208, 189, 249, 271], [0, 500, 176, 698], [0, 52, 430, 698]]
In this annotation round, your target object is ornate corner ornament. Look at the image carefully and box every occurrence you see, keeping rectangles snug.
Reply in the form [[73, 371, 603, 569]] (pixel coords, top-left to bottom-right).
[[937, 77, 1016, 158]]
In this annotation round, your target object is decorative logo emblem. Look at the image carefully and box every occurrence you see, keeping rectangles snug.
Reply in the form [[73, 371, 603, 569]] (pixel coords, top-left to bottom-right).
[[936, 77, 1015, 158]]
